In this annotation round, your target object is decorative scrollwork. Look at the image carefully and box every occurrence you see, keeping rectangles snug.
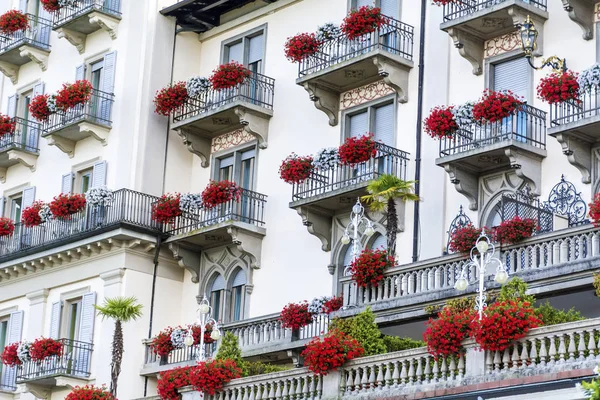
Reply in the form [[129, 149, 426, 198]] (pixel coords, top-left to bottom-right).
[[483, 31, 521, 58], [501, 185, 554, 233], [446, 205, 472, 253], [340, 81, 394, 110], [211, 129, 255, 153], [544, 175, 588, 226]]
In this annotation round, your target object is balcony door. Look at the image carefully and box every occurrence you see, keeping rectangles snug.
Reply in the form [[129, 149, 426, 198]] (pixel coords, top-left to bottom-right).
[[215, 148, 256, 222], [223, 31, 264, 105], [493, 57, 530, 142]]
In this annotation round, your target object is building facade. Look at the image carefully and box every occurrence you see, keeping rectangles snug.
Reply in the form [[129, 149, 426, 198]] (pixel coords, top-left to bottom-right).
[[0, 0, 598, 399]]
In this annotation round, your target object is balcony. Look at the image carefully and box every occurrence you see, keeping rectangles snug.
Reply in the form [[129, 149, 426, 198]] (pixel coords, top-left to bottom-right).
[[548, 85, 600, 184], [165, 189, 267, 278], [0, 189, 161, 265], [436, 104, 547, 210], [289, 143, 408, 251], [52, 0, 121, 53], [440, 0, 548, 75], [172, 74, 274, 166], [41, 89, 114, 157], [0, 15, 51, 84], [17, 339, 92, 398], [0, 117, 41, 183], [141, 341, 214, 376], [297, 18, 414, 126]]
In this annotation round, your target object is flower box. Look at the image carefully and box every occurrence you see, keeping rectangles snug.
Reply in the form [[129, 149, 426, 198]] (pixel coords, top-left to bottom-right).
[[201, 181, 242, 210], [301, 331, 364, 375], [284, 33, 321, 63], [154, 82, 188, 116], [189, 359, 241, 395], [338, 134, 377, 166], [448, 224, 482, 254], [152, 193, 182, 225], [537, 70, 580, 104], [492, 216, 537, 245], [66, 385, 115, 400], [0, 10, 28, 35], [349, 248, 394, 288], [209, 62, 251, 91], [22, 201, 46, 227], [341, 6, 387, 40], [29, 337, 63, 361], [49, 193, 86, 219], [0, 217, 15, 237], [0, 114, 16, 138], [425, 106, 458, 139], [55, 80, 93, 111], [280, 301, 313, 330], [279, 154, 314, 184], [472, 90, 523, 123]]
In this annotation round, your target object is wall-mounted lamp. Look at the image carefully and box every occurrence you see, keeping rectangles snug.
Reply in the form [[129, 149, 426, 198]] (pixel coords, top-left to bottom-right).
[[520, 15, 567, 73]]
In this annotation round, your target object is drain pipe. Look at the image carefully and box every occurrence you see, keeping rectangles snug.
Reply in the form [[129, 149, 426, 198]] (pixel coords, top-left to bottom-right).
[[412, 0, 427, 263]]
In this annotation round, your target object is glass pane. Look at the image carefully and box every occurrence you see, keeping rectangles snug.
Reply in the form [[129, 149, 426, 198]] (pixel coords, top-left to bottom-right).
[[211, 290, 222, 321], [23, 97, 31, 145], [0, 320, 7, 376], [81, 174, 91, 194], [11, 198, 22, 223], [68, 303, 79, 341], [219, 166, 232, 182], [240, 158, 254, 190], [233, 286, 243, 321]]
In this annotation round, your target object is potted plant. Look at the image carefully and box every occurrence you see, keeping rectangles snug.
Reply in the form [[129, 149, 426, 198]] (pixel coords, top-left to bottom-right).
[[349, 248, 395, 288], [157, 366, 193, 400], [537, 70, 580, 104], [448, 224, 482, 254], [0, 114, 16, 138], [312, 147, 340, 171], [189, 359, 241, 395], [150, 327, 175, 359], [0, 10, 28, 35], [284, 33, 321, 63], [85, 187, 114, 227], [55, 80, 93, 111], [0, 342, 21, 367], [49, 193, 86, 220], [492, 216, 538, 245], [29, 94, 52, 122], [280, 301, 313, 331], [201, 180, 242, 210], [308, 295, 343, 315], [279, 153, 314, 184], [185, 76, 210, 98], [301, 331, 364, 375], [338, 134, 377, 166], [152, 193, 182, 225], [179, 193, 203, 213], [41, 0, 61, 12], [472, 90, 523, 123], [424, 105, 459, 139], [154, 82, 188, 116], [0, 217, 15, 238], [341, 6, 386, 40], [22, 201, 46, 227], [29, 337, 63, 362], [66, 385, 116, 400], [209, 62, 251, 90]]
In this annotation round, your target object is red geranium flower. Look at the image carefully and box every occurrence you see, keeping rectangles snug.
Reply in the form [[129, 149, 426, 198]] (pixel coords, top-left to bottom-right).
[[29, 338, 63, 361], [589, 193, 600, 227], [448, 224, 482, 254], [0, 114, 16, 138], [341, 6, 387, 40], [431, 0, 458, 5], [423, 306, 475, 358], [152, 193, 181, 225], [201, 181, 242, 209], [66, 385, 116, 400], [22, 201, 45, 227], [492, 216, 537, 245], [157, 366, 193, 400], [150, 327, 174, 358], [301, 331, 364, 375], [49, 193, 86, 219], [349, 248, 394, 288], [0, 10, 28, 35], [40, 0, 61, 12], [55, 80, 93, 111], [154, 82, 188, 116], [29, 94, 51, 122], [472, 90, 523, 123], [0, 217, 15, 237], [537, 70, 580, 104], [323, 296, 343, 313], [279, 153, 313, 184], [338, 134, 377, 166], [209, 62, 251, 90], [189, 359, 241, 395], [1, 342, 21, 367], [284, 33, 321, 63], [424, 106, 458, 139], [280, 301, 313, 330]]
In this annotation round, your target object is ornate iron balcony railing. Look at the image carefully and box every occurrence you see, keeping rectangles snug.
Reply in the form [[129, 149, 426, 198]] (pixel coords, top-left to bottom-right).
[[550, 85, 600, 127], [442, 0, 547, 21], [43, 89, 115, 134], [0, 117, 41, 153], [298, 16, 414, 77], [0, 14, 52, 53], [53, 0, 121, 27]]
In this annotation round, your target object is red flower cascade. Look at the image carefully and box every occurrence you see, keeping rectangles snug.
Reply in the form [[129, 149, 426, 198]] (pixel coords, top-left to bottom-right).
[[341, 6, 387, 40], [40, 0, 61, 12], [338, 134, 377, 166], [280, 301, 313, 330], [279, 154, 314, 184], [150, 327, 174, 358], [22, 201, 45, 227], [0, 217, 15, 237], [0, 114, 16, 138], [0, 10, 28, 35], [423, 307, 475, 358], [284, 33, 321, 63], [323, 296, 343, 313], [29, 338, 63, 361], [152, 193, 182, 225], [424, 106, 458, 139], [349, 248, 394, 288], [65, 385, 116, 400], [537, 70, 580, 104], [154, 82, 188, 116], [201, 180, 242, 209], [209, 62, 251, 90], [493, 216, 537, 245], [1, 342, 21, 366], [449, 224, 482, 254], [157, 366, 192, 400], [589, 193, 600, 227], [29, 94, 51, 121], [189, 359, 241, 395], [301, 331, 364, 375], [49, 193, 86, 219], [55, 80, 93, 111], [472, 90, 523, 123]]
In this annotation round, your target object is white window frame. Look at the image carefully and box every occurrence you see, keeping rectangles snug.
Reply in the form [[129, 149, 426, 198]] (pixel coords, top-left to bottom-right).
[[221, 24, 267, 74], [342, 95, 396, 146]]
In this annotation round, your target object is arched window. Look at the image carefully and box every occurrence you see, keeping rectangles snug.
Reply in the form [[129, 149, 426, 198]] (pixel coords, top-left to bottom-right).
[[230, 269, 247, 322], [369, 233, 386, 251], [209, 274, 225, 322], [486, 201, 503, 229]]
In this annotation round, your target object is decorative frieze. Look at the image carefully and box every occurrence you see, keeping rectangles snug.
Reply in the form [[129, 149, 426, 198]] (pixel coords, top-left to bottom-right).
[[340, 81, 394, 110], [211, 129, 255, 153], [483, 31, 521, 58]]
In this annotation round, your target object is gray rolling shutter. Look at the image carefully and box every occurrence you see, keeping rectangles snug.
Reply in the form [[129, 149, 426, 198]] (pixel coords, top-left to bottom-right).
[[356, 0, 374, 8], [19, 0, 27, 12], [374, 103, 394, 146], [37, 6, 52, 47], [343, 244, 355, 266], [61, 172, 73, 193], [349, 111, 368, 138], [211, 274, 226, 291], [75, 64, 86, 81], [0, 197, 5, 218], [369, 234, 387, 250], [6, 95, 17, 118], [76, 292, 96, 375], [91, 161, 107, 188], [494, 57, 530, 102], [29, 83, 45, 149], [49, 301, 62, 339], [380, 0, 399, 19], [100, 51, 117, 122], [22, 187, 36, 209], [232, 270, 247, 287], [227, 42, 243, 64], [248, 34, 264, 65], [2, 311, 23, 389]]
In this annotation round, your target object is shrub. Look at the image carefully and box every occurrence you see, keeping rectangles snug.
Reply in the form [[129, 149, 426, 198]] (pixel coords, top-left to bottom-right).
[[330, 307, 386, 356], [495, 277, 535, 304], [157, 366, 192, 400], [382, 335, 425, 353], [595, 273, 600, 297], [536, 301, 585, 326], [189, 359, 241, 395], [245, 362, 290, 377], [215, 332, 246, 376], [301, 331, 364, 375]]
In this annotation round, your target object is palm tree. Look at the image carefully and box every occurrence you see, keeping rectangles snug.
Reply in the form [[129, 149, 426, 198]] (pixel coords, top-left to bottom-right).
[[95, 296, 143, 398], [361, 175, 419, 258]]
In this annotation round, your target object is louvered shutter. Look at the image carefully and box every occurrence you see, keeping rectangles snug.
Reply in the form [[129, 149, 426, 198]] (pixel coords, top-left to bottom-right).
[[19, 0, 27, 12], [37, 6, 52, 47], [29, 82, 45, 150], [494, 57, 530, 102], [232, 270, 247, 287], [227, 42, 244, 63], [343, 244, 355, 267], [91, 161, 107, 188], [22, 187, 36, 209], [356, 0, 374, 8], [369, 234, 387, 250], [0, 197, 5, 218], [374, 103, 394, 145], [6, 95, 17, 118], [2, 311, 23, 389], [380, 0, 399, 19], [248, 35, 264, 65], [75, 64, 86, 80], [49, 301, 62, 339], [76, 292, 96, 375], [61, 173, 73, 193], [99, 51, 117, 123], [211, 274, 226, 291], [349, 111, 368, 138]]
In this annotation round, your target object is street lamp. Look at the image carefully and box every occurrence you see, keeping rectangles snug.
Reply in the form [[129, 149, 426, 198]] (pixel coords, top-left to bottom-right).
[[520, 15, 567, 73], [342, 198, 375, 276], [184, 295, 222, 361], [454, 231, 509, 320]]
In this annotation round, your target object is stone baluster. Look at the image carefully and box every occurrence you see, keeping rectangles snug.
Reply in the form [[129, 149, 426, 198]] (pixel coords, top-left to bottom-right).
[[448, 356, 456, 380], [568, 332, 576, 362], [592, 234, 600, 257], [539, 337, 548, 366], [548, 334, 557, 365], [510, 344, 519, 371], [501, 348, 510, 371], [392, 360, 401, 386], [485, 350, 493, 374], [493, 350, 501, 372], [529, 338, 538, 368], [408, 358, 416, 384], [375, 362, 384, 389], [384, 361, 392, 388], [290, 378, 298, 399], [367, 364, 376, 391], [309, 375, 317, 399], [587, 329, 597, 360], [400, 360, 408, 384], [440, 357, 448, 381], [361, 366, 369, 392], [457, 353, 465, 378], [558, 334, 566, 363], [415, 357, 423, 384], [256, 384, 263, 400], [432, 357, 439, 382]]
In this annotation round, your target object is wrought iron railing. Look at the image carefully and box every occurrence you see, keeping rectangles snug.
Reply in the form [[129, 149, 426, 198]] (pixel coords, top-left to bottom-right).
[[0, 117, 41, 153], [438, 104, 546, 157], [0, 189, 161, 261], [43, 89, 114, 134], [550, 85, 600, 127], [16, 339, 93, 382], [166, 189, 267, 235], [292, 143, 409, 202], [298, 17, 414, 77], [442, 0, 547, 21], [0, 14, 52, 54], [53, 0, 122, 27], [0, 368, 16, 391], [172, 73, 275, 123], [142, 339, 215, 369], [501, 188, 553, 233]]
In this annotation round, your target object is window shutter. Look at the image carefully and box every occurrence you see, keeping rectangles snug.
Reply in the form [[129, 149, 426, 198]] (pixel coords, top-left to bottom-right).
[[369, 234, 387, 250], [248, 34, 264, 65], [232, 270, 247, 287], [220, 155, 234, 168], [100, 51, 117, 122], [22, 187, 36, 209], [19, 0, 27, 12], [374, 103, 394, 146], [37, 6, 52, 47], [2, 311, 23, 389], [380, 0, 399, 19], [343, 244, 354, 266], [349, 111, 368, 138], [227, 42, 243, 63], [211, 274, 226, 291], [28, 83, 45, 150], [0, 197, 5, 218], [91, 161, 107, 188], [75, 292, 96, 374], [61, 172, 73, 193], [494, 57, 530, 102], [49, 301, 62, 339], [106, 0, 121, 13], [356, 0, 374, 8], [75, 64, 86, 81], [6, 95, 17, 118]]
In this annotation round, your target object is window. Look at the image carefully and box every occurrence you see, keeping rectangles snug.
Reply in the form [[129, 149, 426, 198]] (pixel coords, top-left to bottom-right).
[[369, 233, 386, 251], [215, 147, 256, 190], [64, 299, 82, 341], [77, 168, 93, 194], [9, 196, 22, 222], [209, 274, 226, 322], [0, 317, 8, 383], [223, 30, 265, 75], [346, 100, 395, 146], [230, 269, 247, 322], [493, 57, 531, 103], [350, 0, 399, 19]]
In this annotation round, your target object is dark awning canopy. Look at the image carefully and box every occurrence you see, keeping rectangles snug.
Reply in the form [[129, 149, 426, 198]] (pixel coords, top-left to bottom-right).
[[161, 0, 278, 33]]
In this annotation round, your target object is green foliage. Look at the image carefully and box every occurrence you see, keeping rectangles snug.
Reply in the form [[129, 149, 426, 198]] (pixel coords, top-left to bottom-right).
[[216, 332, 247, 376], [495, 277, 535, 304], [594, 273, 600, 297], [330, 307, 386, 356], [361, 175, 419, 212], [581, 367, 600, 400], [424, 305, 440, 315], [382, 335, 425, 353], [535, 301, 585, 326], [94, 296, 143, 322], [445, 296, 476, 314], [245, 362, 290, 377]]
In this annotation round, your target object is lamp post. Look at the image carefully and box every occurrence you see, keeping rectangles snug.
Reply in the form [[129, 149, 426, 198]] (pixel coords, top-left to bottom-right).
[[341, 199, 375, 306], [453, 231, 509, 320], [520, 15, 567, 73], [184, 295, 222, 362]]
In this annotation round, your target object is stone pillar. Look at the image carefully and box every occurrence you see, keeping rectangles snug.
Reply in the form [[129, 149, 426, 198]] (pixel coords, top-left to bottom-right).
[[25, 289, 49, 339], [321, 371, 342, 399], [463, 340, 486, 378]]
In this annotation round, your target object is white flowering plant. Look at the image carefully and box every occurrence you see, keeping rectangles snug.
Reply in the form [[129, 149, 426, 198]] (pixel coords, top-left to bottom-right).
[[38, 203, 53, 223], [316, 23, 341, 42], [308, 296, 334, 315], [170, 327, 187, 349], [451, 101, 475, 128], [180, 193, 203, 213], [313, 147, 340, 170], [17, 341, 31, 363], [578, 65, 600, 94], [578, 364, 600, 399], [58, 0, 78, 7], [85, 187, 114, 207], [47, 95, 59, 114], [186, 76, 211, 98]]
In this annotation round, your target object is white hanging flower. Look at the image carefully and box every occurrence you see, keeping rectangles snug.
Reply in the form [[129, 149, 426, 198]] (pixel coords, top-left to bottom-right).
[[38, 203, 53, 223], [578, 64, 600, 94], [186, 76, 210, 98], [17, 341, 31, 363], [312, 147, 340, 170], [47, 95, 59, 114], [85, 187, 114, 207], [58, 0, 78, 6], [180, 193, 203, 212], [451, 102, 475, 128], [316, 23, 341, 42], [170, 327, 187, 349], [308, 296, 333, 315]]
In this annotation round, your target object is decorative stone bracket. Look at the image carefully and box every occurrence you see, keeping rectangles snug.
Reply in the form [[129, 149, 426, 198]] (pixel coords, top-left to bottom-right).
[[168, 243, 201, 283], [0, 61, 18, 84], [550, 132, 592, 184], [44, 122, 110, 158], [561, 0, 594, 40], [372, 55, 410, 104], [302, 82, 339, 127], [89, 11, 119, 40], [234, 107, 269, 149], [175, 127, 211, 168], [19, 45, 49, 71], [296, 206, 332, 252], [226, 226, 263, 269], [57, 27, 86, 54]]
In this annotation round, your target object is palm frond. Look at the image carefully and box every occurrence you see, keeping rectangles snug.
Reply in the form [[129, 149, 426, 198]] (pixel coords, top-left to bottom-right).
[[95, 296, 143, 322], [362, 175, 419, 212]]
